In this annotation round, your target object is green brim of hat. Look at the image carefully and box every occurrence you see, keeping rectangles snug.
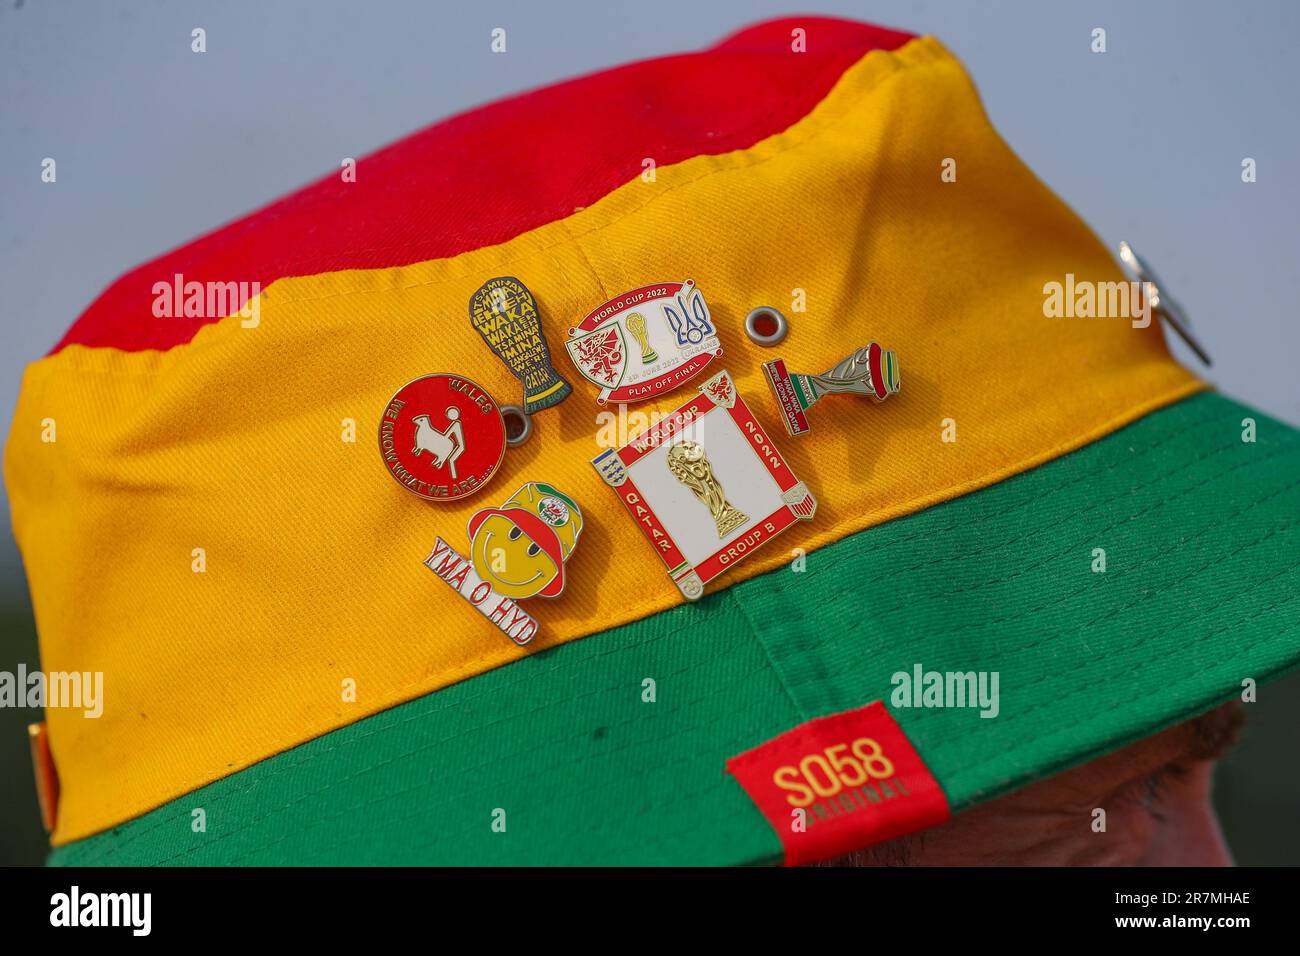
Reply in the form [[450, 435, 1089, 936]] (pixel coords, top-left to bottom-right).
[[50, 392, 1300, 866]]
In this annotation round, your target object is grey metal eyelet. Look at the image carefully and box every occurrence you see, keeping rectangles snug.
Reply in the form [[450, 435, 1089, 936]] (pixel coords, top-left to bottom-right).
[[745, 306, 789, 347], [501, 405, 533, 447]]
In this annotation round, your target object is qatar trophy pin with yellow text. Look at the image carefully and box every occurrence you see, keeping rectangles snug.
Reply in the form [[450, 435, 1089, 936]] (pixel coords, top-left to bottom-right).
[[762, 343, 900, 436], [592, 370, 815, 601], [469, 276, 572, 414], [423, 482, 582, 646]]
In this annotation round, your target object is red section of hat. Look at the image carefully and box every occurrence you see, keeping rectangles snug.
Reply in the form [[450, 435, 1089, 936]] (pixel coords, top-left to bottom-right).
[[53, 17, 913, 355]]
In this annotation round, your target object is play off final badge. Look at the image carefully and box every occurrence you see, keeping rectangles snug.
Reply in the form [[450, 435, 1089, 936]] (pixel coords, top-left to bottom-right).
[[566, 279, 722, 404], [423, 482, 583, 645]]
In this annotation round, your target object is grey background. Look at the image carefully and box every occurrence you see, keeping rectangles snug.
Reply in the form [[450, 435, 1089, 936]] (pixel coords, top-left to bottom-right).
[[2, 1, 1297, 864]]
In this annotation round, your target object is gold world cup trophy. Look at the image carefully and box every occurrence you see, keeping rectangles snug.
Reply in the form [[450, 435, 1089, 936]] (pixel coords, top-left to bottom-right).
[[667, 440, 748, 538], [625, 311, 658, 364], [468, 276, 572, 414]]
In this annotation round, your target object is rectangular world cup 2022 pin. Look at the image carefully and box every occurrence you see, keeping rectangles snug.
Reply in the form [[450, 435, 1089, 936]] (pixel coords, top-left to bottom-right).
[[591, 370, 815, 600]]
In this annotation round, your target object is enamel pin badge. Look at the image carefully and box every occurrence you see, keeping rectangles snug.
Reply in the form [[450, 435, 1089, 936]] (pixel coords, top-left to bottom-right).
[[762, 343, 900, 436], [423, 482, 583, 646], [379, 373, 508, 501], [468, 276, 572, 415], [565, 279, 722, 405], [592, 370, 815, 601]]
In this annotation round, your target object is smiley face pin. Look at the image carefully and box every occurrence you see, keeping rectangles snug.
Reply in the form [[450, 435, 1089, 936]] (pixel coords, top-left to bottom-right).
[[423, 482, 583, 646], [467, 483, 582, 600]]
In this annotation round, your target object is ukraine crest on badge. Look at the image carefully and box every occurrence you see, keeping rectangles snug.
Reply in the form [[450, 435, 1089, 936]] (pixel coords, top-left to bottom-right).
[[565, 279, 722, 405], [592, 370, 815, 601]]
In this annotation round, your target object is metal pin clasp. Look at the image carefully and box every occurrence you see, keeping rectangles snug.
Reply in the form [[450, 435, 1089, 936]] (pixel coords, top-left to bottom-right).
[[1118, 241, 1212, 367]]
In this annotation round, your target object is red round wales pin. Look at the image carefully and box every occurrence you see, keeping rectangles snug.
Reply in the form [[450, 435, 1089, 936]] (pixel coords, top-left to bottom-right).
[[379, 373, 507, 502]]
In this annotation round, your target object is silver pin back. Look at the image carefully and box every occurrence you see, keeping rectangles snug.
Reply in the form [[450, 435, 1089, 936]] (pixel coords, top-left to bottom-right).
[[1118, 241, 1212, 367]]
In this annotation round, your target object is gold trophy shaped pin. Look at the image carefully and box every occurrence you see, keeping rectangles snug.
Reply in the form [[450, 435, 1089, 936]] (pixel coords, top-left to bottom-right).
[[625, 311, 658, 365], [667, 440, 749, 537], [762, 343, 900, 436], [469, 277, 572, 415]]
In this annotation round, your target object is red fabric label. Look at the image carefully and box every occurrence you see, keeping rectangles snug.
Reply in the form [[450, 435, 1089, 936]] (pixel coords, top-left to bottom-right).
[[726, 701, 949, 866]]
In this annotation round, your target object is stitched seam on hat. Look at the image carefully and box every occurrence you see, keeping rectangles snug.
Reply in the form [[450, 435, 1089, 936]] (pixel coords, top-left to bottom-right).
[[773, 445, 1299, 704], [73, 400, 1268, 863], [44, 382, 1211, 849], [892, 401, 1228, 540], [739, 398, 1246, 659], [778, 400, 1225, 592], [724, 587, 815, 724], [929, 467, 1300, 647], [239, 49, 882, 278], [942, 580, 1300, 796], [799, 439, 1298, 640], [90, 587, 1300, 867], [769, 455, 1300, 712], [42, 43, 944, 362], [172, 41, 912, 279], [57, 42, 910, 355], [248, 62, 929, 310], [929, 532, 1300, 764], [57, 432, 1299, 863], [555, 217, 611, 304], [72, 612, 755, 862]]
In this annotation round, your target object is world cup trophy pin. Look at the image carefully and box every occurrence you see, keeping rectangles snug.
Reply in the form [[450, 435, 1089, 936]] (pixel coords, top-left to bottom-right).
[[762, 342, 900, 436], [469, 276, 572, 415], [591, 369, 816, 601], [666, 440, 748, 537], [625, 311, 658, 364]]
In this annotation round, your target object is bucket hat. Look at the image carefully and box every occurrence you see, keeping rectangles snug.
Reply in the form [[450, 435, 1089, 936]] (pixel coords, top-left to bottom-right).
[[7, 16, 1298, 866]]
